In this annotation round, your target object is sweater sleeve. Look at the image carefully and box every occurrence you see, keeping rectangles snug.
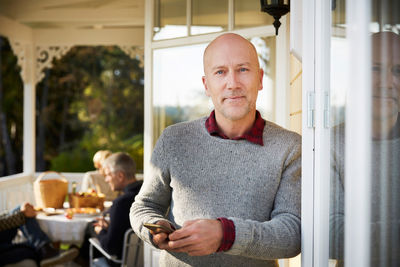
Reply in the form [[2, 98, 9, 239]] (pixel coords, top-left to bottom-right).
[[226, 136, 301, 260], [130, 133, 174, 246], [0, 210, 26, 232], [329, 128, 345, 260]]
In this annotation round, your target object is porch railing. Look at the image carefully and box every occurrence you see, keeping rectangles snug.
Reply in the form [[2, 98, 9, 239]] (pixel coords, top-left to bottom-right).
[[0, 173, 35, 211], [0, 172, 143, 212]]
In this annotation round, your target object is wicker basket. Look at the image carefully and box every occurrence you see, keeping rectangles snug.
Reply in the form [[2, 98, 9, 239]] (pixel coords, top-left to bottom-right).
[[34, 171, 69, 209], [69, 193, 105, 210]]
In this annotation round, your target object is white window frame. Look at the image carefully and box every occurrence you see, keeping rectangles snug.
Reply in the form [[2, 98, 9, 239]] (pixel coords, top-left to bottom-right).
[[345, 0, 371, 266]]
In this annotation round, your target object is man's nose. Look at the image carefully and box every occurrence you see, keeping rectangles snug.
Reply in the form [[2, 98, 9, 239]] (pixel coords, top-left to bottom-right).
[[380, 67, 394, 88], [226, 71, 239, 89]]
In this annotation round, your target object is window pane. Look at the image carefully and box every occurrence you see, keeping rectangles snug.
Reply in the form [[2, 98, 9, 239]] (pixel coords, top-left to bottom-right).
[[369, 0, 400, 265], [154, 0, 187, 40], [234, 0, 274, 29], [329, 0, 347, 266], [36, 46, 144, 173], [252, 36, 276, 121], [152, 36, 276, 143], [191, 0, 227, 35], [330, 1, 400, 266], [152, 44, 209, 143], [0, 36, 23, 176]]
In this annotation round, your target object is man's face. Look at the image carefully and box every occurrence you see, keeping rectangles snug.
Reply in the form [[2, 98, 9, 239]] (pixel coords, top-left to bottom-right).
[[202, 34, 263, 122], [371, 33, 400, 121], [104, 167, 122, 191]]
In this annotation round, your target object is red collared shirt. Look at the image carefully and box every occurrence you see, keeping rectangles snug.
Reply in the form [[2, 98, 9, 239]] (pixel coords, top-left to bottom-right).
[[205, 110, 265, 252], [205, 110, 265, 146]]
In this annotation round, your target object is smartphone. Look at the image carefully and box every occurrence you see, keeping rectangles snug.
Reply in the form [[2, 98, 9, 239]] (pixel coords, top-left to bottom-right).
[[143, 222, 174, 234]]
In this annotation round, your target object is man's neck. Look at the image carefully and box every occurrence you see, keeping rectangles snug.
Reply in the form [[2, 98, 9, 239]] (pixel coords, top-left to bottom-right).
[[121, 178, 137, 191], [215, 111, 256, 139]]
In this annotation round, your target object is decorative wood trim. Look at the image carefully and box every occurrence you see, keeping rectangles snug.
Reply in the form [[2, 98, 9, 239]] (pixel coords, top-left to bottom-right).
[[118, 45, 144, 67], [36, 45, 72, 83]]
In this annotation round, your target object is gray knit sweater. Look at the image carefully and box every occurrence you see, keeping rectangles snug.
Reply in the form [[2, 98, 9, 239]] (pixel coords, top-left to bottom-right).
[[130, 117, 301, 267]]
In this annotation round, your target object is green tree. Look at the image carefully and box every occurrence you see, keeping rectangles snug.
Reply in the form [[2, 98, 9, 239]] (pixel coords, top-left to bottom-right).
[[0, 36, 23, 176], [36, 46, 144, 172]]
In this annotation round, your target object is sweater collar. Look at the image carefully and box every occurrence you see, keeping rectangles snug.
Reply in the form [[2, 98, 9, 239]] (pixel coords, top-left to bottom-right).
[[205, 110, 265, 146]]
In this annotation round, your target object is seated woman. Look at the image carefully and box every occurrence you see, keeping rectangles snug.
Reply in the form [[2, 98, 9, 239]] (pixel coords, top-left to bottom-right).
[[0, 202, 78, 267], [81, 150, 119, 201]]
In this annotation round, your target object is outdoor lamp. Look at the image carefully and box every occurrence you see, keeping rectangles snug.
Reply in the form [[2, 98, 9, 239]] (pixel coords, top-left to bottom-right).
[[260, 0, 290, 35]]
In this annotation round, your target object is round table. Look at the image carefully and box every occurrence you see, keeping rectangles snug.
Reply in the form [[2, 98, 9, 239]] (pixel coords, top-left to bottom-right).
[[37, 212, 96, 245]]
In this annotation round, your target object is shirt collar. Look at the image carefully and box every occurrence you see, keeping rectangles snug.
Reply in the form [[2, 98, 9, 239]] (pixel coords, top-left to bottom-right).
[[123, 180, 143, 194], [205, 110, 265, 146]]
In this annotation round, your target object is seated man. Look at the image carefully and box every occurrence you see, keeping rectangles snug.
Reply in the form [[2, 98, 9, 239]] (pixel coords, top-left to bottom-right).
[[81, 150, 119, 201], [0, 202, 79, 267], [78, 152, 143, 265]]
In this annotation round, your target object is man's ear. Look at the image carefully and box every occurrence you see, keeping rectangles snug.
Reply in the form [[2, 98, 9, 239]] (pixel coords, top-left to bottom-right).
[[258, 68, 264, 91], [117, 171, 125, 182], [202, 76, 211, 96]]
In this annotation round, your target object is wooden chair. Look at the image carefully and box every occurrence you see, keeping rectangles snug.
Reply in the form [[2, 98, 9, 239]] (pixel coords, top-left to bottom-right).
[[89, 228, 143, 267]]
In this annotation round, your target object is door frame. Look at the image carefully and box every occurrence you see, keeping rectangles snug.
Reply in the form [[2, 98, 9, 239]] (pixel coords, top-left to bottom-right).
[[301, 0, 331, 266]]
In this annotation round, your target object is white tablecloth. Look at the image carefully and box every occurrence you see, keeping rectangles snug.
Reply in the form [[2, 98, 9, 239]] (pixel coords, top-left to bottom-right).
[[37, 213, 95, 245]]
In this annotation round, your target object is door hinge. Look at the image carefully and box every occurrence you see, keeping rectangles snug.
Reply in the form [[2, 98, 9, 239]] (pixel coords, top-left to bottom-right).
[[324, 91, 330, 128], [307, 91, 315, 128]]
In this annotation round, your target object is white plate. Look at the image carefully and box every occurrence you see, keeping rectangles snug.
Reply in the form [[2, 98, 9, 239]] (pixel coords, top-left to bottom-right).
[[42, 208, 64, 216]]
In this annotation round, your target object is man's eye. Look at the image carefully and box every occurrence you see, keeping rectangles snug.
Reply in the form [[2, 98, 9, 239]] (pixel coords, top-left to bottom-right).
[[392, 65, 400, 77], [372, 65, 381, 72], [216, 70, 224, 75], [239, 68, 248, 72]]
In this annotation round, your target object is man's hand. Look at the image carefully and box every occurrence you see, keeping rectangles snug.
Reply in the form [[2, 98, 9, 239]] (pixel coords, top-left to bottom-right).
[[150, 220, 174, 250], [21, 202, 36, 218], [93, 217, 109, 234], [167, 219, 223, 256]]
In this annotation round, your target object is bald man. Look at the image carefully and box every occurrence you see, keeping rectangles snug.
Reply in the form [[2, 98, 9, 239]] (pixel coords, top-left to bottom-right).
[[130, 33, 301, 267], [330, 31, 400, 266]]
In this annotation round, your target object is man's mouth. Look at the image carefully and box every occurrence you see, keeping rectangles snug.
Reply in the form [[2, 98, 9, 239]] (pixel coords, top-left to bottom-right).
[[373, 95, 397, 101], [224, 96, 244, 101], [373, 87, 398, 102]]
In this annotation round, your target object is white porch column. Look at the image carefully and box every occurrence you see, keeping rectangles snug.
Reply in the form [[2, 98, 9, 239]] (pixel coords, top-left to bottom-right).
[[275, 16, 290, 128], [23, 44, 36, 175]]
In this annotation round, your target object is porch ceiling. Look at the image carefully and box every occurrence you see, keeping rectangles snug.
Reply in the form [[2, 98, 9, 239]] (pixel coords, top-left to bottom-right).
[[0, 0, 144, 30], [0, 0, 145, 46]]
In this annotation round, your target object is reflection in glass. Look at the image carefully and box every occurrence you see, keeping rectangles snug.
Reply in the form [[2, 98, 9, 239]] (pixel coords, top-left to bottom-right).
[[329, 1, 400, 266], [368, 31, 400, 267], [154, 0, 187, 40], [152, 36, 276, 143], [234, 0, 273, 29], [369, 1, 400, 265], [329, 1, 347, 266], [191, 0, 227, 35]]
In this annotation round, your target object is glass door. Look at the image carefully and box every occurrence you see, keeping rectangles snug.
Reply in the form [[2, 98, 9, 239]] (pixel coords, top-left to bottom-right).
[[324, 0, 400, 267]]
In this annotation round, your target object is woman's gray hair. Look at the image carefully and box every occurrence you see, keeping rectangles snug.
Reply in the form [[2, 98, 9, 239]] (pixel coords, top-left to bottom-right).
[[103, 152, 136, 180]]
